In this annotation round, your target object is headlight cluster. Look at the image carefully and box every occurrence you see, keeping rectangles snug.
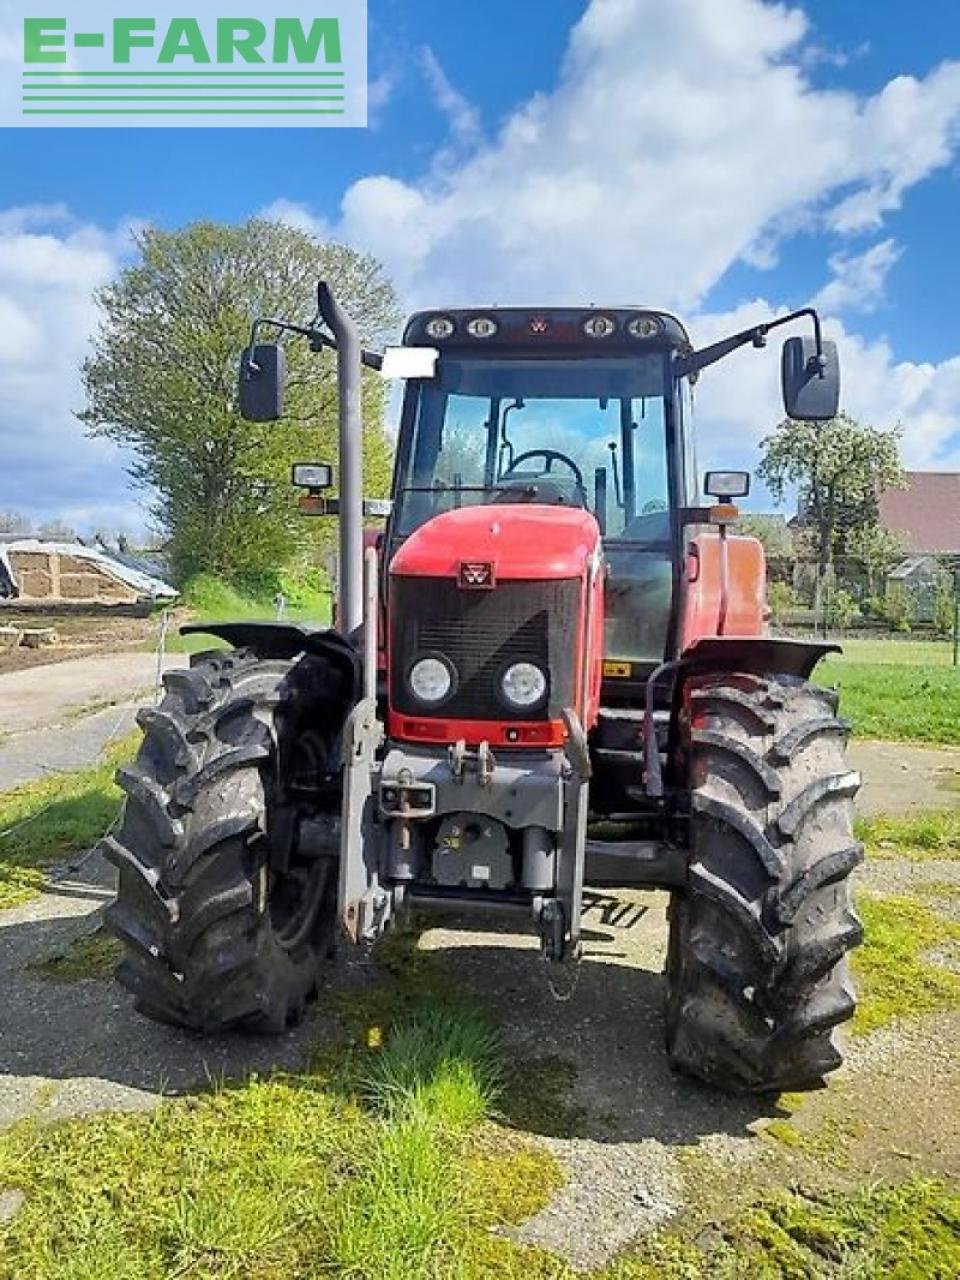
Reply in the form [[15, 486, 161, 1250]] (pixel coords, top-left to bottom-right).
[[406, 655, 548, 712], [419, 312, 664, 342]]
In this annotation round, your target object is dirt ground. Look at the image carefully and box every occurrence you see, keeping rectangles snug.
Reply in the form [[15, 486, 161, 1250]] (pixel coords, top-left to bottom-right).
[[0, 610, 160, 676]]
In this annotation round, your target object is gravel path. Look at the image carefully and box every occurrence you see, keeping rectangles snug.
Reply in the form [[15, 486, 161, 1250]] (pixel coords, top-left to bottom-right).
[[0, 650, 187, 790], [849, 739, 960, 814], [0, 651, 186, 738], [0, 851, 333, 1131]]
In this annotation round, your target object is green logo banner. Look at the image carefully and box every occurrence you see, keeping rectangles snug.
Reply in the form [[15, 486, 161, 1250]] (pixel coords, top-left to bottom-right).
[[4, 2, 367, 126]]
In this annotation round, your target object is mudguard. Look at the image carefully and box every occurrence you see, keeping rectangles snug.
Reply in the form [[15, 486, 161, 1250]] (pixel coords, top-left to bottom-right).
[[180, 621, 361, 693], [680, 635, 840, 680]]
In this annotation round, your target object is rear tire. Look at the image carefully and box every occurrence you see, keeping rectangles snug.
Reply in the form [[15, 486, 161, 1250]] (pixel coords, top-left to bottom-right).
[[665, 672, 862, 1094], [103, 648, 348, 1033]]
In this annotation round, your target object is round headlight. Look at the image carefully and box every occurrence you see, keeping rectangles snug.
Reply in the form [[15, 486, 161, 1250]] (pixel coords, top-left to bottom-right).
[[408, 656, 454, 704], [500, 662, 548, 710], [424, 315, 456, 340], [466, 315, 499, 339], [627, 315, 663, 339], [582, 314, 617, 339]]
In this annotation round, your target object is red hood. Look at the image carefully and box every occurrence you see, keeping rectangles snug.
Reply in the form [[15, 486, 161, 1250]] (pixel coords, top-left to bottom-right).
[[391, 504, 600, 580]]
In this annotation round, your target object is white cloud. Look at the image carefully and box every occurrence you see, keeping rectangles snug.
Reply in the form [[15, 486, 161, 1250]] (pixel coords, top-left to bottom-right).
[[295, 0, 960, 311], [0, 207, 140, 533], [258, 0, 960, 486], [367, 69, 399, 129], [811, 238, 902, 314], [419, 47, 482, 159]]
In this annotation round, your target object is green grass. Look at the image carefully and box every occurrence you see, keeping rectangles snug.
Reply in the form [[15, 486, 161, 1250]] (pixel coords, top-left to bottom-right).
[[33, 928, 123, 983], [0, 988, 562, 1279], [857, 808, 960, 859], [0, 738, 135, 911], [852, 893, 960, 1033], [827, 637, 956, 666], [604, 1179, 960, 1280], [4, 981, 957, 1280], [821, 639, 960, 744], [169, 572, 332, 654]]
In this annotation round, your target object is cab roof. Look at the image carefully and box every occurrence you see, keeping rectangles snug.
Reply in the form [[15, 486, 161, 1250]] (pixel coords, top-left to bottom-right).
[[402, 307, 691, 354]]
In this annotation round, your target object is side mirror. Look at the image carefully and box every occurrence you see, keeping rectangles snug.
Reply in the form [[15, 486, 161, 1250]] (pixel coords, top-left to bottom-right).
[[781, 336, 840, 421], [239, 344, 286, 422], [292, 462, 333, 491], [704, 470, 750, 500]]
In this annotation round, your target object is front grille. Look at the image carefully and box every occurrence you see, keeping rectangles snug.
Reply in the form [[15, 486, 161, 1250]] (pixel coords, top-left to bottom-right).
[[390, 577, 580, 720]]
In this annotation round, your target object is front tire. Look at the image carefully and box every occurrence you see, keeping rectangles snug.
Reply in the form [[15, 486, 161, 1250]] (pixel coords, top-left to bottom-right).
[[103, 649, 348, 1033], [665, 672, 863, 1093]]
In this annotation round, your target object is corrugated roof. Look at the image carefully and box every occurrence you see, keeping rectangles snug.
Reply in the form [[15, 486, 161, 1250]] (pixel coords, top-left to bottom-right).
[[878, 472, 960, 555]]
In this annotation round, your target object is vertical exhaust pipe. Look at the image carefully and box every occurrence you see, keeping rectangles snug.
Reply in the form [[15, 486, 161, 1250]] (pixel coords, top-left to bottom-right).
[[316, 281, 364, 638]]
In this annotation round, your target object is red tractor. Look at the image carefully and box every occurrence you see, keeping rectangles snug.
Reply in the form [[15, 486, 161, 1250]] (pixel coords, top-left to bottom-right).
[[104, 285, 861, 1094]]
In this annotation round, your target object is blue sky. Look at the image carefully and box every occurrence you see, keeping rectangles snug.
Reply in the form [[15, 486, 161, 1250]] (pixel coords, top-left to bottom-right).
[[1, 0, 959, 533]]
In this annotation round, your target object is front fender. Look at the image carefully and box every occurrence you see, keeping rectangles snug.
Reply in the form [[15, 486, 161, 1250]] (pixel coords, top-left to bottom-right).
[[680, 635, 840, 680], [180, 621, 361, 691]]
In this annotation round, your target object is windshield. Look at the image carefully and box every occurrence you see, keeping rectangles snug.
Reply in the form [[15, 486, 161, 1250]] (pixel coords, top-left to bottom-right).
[[394, 356, 671, 543]]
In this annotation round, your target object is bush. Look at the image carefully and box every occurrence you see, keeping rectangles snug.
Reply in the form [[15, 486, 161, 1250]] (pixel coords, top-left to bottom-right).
[[884, 582, 915, 632], [766, 581, 795, 628], [826, 587, 858, 634], [933, 576, 957, 637]]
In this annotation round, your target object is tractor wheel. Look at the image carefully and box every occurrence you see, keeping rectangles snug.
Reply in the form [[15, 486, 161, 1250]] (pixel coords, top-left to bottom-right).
[[665, 672, 863, 1094], [103, 648, 349, 1033]]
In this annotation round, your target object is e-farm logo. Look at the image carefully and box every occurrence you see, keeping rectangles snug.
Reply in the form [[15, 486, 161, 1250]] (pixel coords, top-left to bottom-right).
[[3, 2, 366, 127]]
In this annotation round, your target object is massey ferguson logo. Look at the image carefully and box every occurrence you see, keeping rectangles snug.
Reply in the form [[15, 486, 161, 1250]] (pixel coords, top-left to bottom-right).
[[459, 561, 495, 589]]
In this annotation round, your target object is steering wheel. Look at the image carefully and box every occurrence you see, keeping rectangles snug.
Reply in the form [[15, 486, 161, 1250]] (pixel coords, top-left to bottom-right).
[[501, 449, 585, 489]]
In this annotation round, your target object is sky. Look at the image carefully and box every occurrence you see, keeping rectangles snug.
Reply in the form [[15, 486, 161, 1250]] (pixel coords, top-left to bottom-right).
[[0, 0, 959, 535]]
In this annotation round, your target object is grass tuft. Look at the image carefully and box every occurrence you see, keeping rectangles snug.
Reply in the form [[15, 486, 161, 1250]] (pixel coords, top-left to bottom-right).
[[0, 737, 136, 911], [852, 893, 960, 1033], [857, 808, 960, 860], [33, 927, 123, 983], [361, 1006, 501, 1130]]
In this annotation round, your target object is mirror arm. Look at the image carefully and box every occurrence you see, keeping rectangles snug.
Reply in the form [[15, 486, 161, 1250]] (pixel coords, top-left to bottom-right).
[[679, 307, 826, 379], [245, 317, 383, 372]]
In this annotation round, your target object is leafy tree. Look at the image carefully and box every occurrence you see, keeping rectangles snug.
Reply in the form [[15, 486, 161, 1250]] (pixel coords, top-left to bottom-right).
[[0, 510, 30, 535], [738, 513, 793, 562], [758, 413, 904, 618], [37, 519, 77, 541], [81, 220, 400, 587]]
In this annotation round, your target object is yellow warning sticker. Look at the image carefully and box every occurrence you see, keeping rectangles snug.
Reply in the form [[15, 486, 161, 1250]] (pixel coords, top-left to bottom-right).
[[603, 660, 632, 678]]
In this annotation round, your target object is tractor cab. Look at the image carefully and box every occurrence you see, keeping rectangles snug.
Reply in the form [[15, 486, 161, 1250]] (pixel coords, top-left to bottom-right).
[[386, 308, 693, 685]]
